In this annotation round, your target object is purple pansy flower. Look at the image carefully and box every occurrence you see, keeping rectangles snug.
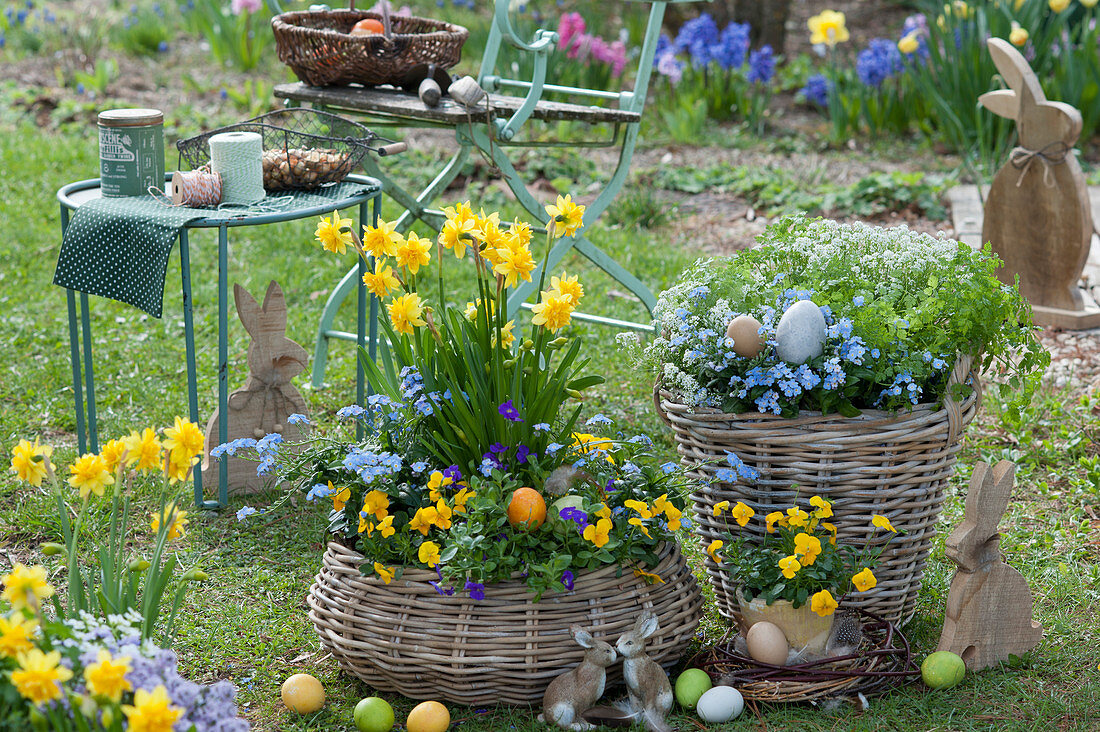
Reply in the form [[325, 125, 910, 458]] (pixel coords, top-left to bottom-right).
[[464, 581, 486, 601], [562, 570, 575, 591]]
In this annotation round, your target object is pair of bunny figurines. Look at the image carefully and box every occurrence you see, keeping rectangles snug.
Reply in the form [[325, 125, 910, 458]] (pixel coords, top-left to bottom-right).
[[539, 612, 674, 732]]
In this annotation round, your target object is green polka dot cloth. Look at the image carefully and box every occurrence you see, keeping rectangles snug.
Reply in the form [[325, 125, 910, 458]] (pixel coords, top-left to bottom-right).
[[53, 181, 378, 318]]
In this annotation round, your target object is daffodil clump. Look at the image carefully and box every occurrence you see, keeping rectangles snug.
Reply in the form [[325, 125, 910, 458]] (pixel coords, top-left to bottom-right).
[[709, 495, 898, 616], [7, 419, 208, 644], [0, 584, 247, 732]]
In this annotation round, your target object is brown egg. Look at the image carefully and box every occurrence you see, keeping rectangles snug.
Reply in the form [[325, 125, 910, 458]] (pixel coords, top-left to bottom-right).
[[745, 621, 789, 666], [725, 315, 764, 358]]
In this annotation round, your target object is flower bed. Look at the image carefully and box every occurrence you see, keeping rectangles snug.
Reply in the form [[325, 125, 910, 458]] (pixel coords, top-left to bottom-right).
[[308, 540, 702, 706]]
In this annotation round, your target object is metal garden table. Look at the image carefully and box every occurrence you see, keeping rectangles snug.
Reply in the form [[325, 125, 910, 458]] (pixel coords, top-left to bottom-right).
[[57, 174, 382, 510]]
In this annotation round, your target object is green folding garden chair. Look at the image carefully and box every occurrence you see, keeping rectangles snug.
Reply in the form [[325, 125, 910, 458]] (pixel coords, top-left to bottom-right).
[[267, 0, 700, 387]]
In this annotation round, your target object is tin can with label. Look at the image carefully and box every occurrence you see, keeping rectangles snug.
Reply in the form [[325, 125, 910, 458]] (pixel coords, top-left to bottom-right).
[[98, 108, 165, 197]]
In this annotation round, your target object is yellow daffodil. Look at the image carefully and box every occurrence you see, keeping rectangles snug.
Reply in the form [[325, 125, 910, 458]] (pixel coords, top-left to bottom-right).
[[948, 0, 973, 18], [67, 453, 114, 499], [439, 214, 477, 259], [583, 518, 612, 548], [395, 232, 432, 274], [778, 555, 801, 579], [0, 615, 36, 658], [550, 273, 584, 305], [315, 210, 354, 255], [545, 194, 585, 238], [9, 438, 52, 486], [1009, 21, 1029, 46], [898, 31, 920, 54], [1049, 0, 1070, 11], [1082, 0, 1099, 8], [706, 539, 724, 563], [330, 481, 349, 512], [624, 499, 653, 518], [84, 650, 132, 703], [99, 438, 129, 474], [362, 219, 402, 258], [11, 649, 72, 705], [810, 589, 838, 617], [361, 490, 390, 521], [712, 500, 730, 517], [633, 568, 664, 584], [731, 501, 755, 527], [418, 541, 441, 568], [786, 506, 809, 528], [493, 319, 516, 349], [122, 684, 183, 732], [427, 470, 454, 501], [362, 261, 400, 299], [409, 506, 439, 536], [628, 517, 652, 538], [493, 245, 537, 288], [531, 289, 575, 332], [124, 428, 162, 474], [794, 532, 822, 566], [872, 514, 897, 533], [163, 452, 197, 485], [473, 209, 502, 241], [162, 416, 204, 462], [374, 562, 395, 584], [852, 567, 878, 592], [150, 503, 188, 541], [809, 496, 833, 519], [442, 201, 475, 223], [1, 564, 54, 612], [376, 515, 396, 538], [765, 510, 786, 533], [808, 9, 850, 46], [387, 293, 427, 335], [505, 219, 533, 250]]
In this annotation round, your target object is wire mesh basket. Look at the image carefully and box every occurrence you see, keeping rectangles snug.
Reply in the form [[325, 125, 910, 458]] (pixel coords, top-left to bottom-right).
[[175, 108, 396, 191]]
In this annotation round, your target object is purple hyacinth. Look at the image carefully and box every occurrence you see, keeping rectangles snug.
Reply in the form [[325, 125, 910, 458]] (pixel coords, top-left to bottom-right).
[[799, 73, 831, 107], [714, 21, 750, 69], [674, 13, 720, 67], [856, 38, 904, 87], [747, 45, 775, 84]]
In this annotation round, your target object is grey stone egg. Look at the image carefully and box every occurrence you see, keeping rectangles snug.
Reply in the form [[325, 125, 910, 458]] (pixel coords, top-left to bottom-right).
[[775, 300, 826, 364]]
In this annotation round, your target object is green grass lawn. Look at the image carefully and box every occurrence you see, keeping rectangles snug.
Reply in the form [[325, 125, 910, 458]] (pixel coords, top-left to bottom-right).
[[1, 118, 1099, 731]]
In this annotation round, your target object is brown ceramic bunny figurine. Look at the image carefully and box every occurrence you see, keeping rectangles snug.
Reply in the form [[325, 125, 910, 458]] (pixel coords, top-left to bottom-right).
[[201, 280, 310, 494], [980, 37, 1094, 318], [539, 625, 618, 731], [937, 461, 1042, 670], [616, 612, 673, 732]]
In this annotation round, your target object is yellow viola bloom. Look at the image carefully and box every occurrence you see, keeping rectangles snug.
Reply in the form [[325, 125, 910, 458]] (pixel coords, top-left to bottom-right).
[[712, 500, 730, 517], [418, 541, 441, 568], [582, 518, 612, 548], [821, 521, 838, 545], [67, 453, 114, 499], [150, 503, 188, 541], [387, 293, 427, 335], [9, 438, 52, 487], [532, 289, 575, 332], [1, 564, 54, 612], [362, 219, 402, 258], [765, 510, 786, 533], [898, 31, 920, 54], [330, 481, 350, 512], [122, 684, 183, 732], [808, 9, 850, 46], [778, 555, 802, 579], [362, 261, 401, 299], [374, 562, 395, 584], [434, 500, 454, 530], [361, 490, 390, 522], [624, 499, 653, 518], [84, 650, 133, 703], [409, 506, 439, 536], [0, 615, 37, 658], [12, 649, 73, 705], [453, 487, 476, 514], [852, 567, 878, 592], [786, 506, 809, 528], [1009, 21, 1029, 46], [633, 568, 664, 584], [809, 496, 833, 519], [706, 539, 724, 563], [593, 503, 612, 520], [395, 232, 432, 274], [314, 210, 354, 255], [427, 470, 454, 501], [872, 514, 897, 533], [628, 517, 652, 538], [730, 501, 755, 527], [376, 515, 396, 538], [550, 273, 584, 306], [123, 428, 163, 474], [545, 194, 585, 238], [794, 532, 822, 566], [811, 589, 839, 617]]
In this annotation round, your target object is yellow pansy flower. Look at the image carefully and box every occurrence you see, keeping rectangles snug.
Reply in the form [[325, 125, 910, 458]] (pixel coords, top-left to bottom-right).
[[362, 219, 402, 258], [12, 649, 73, 705], [362, 261, 400, 299], [433, 500, 454, 530], [712, 500, 730, 517], [730, 501, 755, 527], [544, 194, 585, 238], [418, 541, 441, 568], [593, 504, 612, 520], [809, 496, 833, 519], [794, 532, 822, 566], [624, 499, 653, 519], [387, 293, 427, 335], [786, 506, 809, 528], [361, 490, 390, 521], [633, 568, 664, 584], [68, 453, 114, 499], [409, 506, 439, 536], [810, 589, 838, 617], [808, 9, 850, 46], [376, 515, 396, 538], [453, 487, 476, 513], [427, 470, 453, 502], [1, 564, 54, 611], [9, 438, 53, 486], [122, 684, 183, 732], [765, 511, 786, 533], [583, 518, 612, 548], [330, 482, 350, 512], [314, 210, 353, 255], [852, 567, 878, 592], [84, 650, 133, 703], [706, 539, 724, 563], [778, 555, 801, 579], [872, 514, 897, 533], [374, 562, 395, 584], [821, 521, 838, 545], [628, 517, 652, 538]]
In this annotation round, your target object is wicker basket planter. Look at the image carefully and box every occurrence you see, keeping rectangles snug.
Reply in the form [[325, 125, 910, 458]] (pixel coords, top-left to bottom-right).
[[308, 540, 704, 705], [273, 10, 468, 88], [655, 357, 980, 627]]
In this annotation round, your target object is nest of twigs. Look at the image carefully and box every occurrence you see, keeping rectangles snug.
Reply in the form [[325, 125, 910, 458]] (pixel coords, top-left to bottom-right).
[[688, 609, 921, 703]]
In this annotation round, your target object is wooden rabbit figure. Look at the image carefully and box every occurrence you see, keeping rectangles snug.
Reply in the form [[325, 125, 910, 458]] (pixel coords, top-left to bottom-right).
[[616, 612, 673, 732], [201, 280, 310, 494], [937, 461, 1042, 670], [980, 37, 1097, 324]]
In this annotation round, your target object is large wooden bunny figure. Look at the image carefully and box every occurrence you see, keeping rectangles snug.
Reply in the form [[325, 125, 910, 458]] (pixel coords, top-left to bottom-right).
[[201, 280, 310, 494], [937, 461, 1042, 670], [979, 38, 1098, 327]]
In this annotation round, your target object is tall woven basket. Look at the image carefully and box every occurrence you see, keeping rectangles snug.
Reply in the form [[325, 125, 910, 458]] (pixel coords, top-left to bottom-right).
[[308, 541, 704, 706], [655, 356, 981, 627]]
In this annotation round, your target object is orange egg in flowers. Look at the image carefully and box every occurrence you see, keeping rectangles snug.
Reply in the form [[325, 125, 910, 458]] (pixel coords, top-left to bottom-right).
[[406, 700, 450, 732], [350, 18, 385, 36], [507, 487, 547, 530]]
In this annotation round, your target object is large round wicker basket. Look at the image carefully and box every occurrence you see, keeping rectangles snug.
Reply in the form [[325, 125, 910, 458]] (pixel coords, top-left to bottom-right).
[[655, 357, 980, 627], [308, 541, 704, 706]]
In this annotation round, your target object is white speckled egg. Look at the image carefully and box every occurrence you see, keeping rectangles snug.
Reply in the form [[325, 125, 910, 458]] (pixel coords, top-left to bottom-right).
[[746, 621, 789, 666], [725, 315, 765, 358], [695, 685, 744, 723]]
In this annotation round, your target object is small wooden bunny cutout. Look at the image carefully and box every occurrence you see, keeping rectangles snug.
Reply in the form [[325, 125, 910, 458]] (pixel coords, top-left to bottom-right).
[[201, 280, 310, 494], [980, 37, 1100, 328], [937, 461, 1042, 670]]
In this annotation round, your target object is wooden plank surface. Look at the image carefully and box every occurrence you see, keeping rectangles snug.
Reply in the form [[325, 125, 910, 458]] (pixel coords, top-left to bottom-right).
[[274, 82, 641, 125]]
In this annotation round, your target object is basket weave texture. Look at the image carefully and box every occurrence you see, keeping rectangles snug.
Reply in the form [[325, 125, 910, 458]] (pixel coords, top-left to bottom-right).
[[655, 356, 980, 627], [273, 10, 468, 87], [308, 540, 704, 705]]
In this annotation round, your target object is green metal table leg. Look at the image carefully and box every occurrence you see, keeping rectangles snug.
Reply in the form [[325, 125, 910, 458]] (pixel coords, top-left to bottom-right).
[[179, 229, 208, 509], [79, 291, 98, 453], [61, 204, 89, 456], [216, 224, 229, 508]]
